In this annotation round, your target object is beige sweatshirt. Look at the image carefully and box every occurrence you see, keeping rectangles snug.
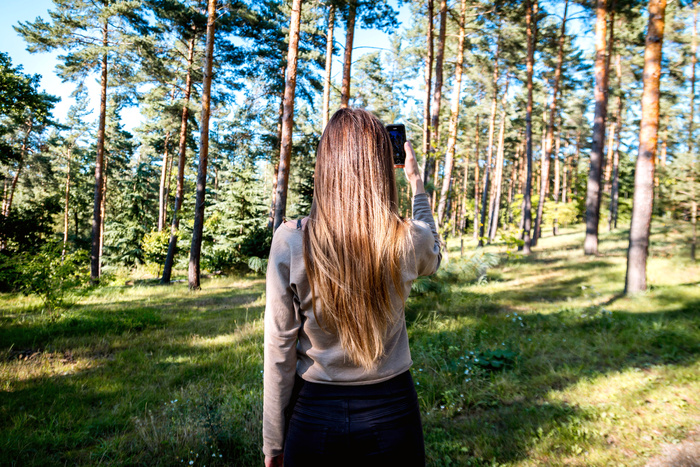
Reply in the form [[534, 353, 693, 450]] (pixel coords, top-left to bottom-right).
[[262, 192, 441, 457]]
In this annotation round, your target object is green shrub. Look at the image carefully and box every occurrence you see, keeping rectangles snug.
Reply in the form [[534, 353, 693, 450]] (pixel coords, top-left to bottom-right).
[[0, 241, 88, 311]]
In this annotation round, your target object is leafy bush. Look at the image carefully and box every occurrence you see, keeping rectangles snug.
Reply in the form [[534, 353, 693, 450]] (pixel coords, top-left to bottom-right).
[[509, 194, 584, 231], [0, 241, 88, 311]]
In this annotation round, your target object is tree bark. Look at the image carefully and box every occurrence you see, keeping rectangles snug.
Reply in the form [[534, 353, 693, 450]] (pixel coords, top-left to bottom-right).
[[625, 0, 667, 294], [340, 0, 356, 108], [584, 0, 612, 255], [609, 52, 623, 231], [267, 77, 286, 229], [473, 115, 480, 241], [532, 4, 568, 245], [423, 0, 447, 200], [322, 4, 335, 131], [519, 0, 537, 254], [460, 140, 470, 232], [691, 3, 698, 261], [162, 34, 196, 284], [573, 129, 581, 197], [62, 146, 73, 259], [488, 84, 509, 243], [479, 37, 500, 245], [422, 0, 434, 181], [3, 121, 32, 219], [273, 0, 303, 231], [90, 20, 109, 285], [437, 0, 467, 226], [603, 121, 615, 193], [562, 138, 570, 204], [553, 113, 562, 235], [98, 156, 108, 277], [188, 0, 218, 291], [158, 130, 172, 232]]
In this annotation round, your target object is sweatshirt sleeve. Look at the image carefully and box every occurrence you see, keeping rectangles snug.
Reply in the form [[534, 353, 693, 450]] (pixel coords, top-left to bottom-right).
[[411, 192, 442, 276], [262, 229, 302, 458]]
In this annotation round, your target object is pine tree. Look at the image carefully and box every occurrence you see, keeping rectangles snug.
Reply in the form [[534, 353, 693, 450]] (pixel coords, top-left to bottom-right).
[[16, 0, 150, 283], [625, 0, 668, 294]]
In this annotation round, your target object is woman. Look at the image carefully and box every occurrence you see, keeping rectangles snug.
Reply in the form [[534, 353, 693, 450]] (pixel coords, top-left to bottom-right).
[[263, 108, 441, 467]]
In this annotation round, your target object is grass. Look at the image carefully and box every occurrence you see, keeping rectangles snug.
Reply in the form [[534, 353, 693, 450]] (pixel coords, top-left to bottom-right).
[[1, 221, 698, 466]]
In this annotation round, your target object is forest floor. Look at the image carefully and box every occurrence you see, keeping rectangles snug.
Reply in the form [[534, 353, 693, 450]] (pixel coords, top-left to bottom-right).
[[1, 221, 699, 466]]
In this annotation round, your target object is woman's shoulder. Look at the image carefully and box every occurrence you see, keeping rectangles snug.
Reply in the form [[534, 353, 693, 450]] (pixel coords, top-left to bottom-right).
[[279, 217, 309, 232], [271, 218, 307, 254]]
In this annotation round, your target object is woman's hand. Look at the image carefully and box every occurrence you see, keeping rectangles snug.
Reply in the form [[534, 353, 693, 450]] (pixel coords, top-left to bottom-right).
[[265, 454, 283, 467], [403, 141, 425, 196]]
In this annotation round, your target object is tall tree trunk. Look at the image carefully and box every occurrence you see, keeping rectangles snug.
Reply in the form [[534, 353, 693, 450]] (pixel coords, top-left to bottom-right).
[[267, 79, 286, 229], [625, 0, 667, 294], [609, 52, 623, 231], [273, 0, 303, 231], [488, 85, 509, 243], [158, 87, 177, 232], [322, 3, 335, 131], [584, 0, 613, 255], [422, 0, 434, 180], [162, 34, 196, 284], [473, 115, 480, 241], [460, 141, 470, 232], [520, 0, 537, 254], [562, 138, 570, 204], [90, 20, 109, 285], [553, 114, 562, 235], [62, 146, 73, 259], [3, 122, 32, 218], [603, 121, 615, 193], [340, 0, 356, 108], [165, 132, 176, 221], [479, 37, 500, 245], [573, 129, 581, 197], [188, 0, 218, 290], [158, 130, 172, 232], [423, 0, 447, 200], [98, 156, 108, 277], [533, 0, 568, 246], [437, 0, 467, 226], [690, 3, 698, 261]]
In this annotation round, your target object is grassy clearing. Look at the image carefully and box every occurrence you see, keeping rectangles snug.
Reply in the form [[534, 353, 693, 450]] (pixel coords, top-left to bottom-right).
[[1, 222, 698, 466]]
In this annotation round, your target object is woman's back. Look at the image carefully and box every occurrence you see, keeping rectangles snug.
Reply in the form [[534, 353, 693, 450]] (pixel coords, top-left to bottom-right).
[[262, 108, 441, 466]]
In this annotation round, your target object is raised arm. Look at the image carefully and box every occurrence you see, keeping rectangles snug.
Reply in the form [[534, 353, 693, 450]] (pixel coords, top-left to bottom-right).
[[403, 141, 442, 276]]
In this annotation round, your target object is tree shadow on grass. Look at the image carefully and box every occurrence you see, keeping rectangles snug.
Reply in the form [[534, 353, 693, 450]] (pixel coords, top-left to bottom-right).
[[0, 282, 264, 351], [410, 292, 700, 465]]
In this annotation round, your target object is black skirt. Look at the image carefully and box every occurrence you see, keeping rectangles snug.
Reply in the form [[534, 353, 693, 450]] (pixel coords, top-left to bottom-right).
[[283, 370, 425, 467]]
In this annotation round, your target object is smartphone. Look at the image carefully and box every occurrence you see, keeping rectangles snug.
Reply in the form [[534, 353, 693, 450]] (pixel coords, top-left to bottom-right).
[[386, 124, 407, 167]]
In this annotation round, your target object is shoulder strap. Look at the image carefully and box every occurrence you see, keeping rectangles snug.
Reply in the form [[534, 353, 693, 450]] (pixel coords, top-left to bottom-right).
[[297, 218, 302, 230]]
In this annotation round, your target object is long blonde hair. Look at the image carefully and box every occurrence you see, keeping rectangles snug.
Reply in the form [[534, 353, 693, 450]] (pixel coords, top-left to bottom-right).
[[302, 108, 411, 370]]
